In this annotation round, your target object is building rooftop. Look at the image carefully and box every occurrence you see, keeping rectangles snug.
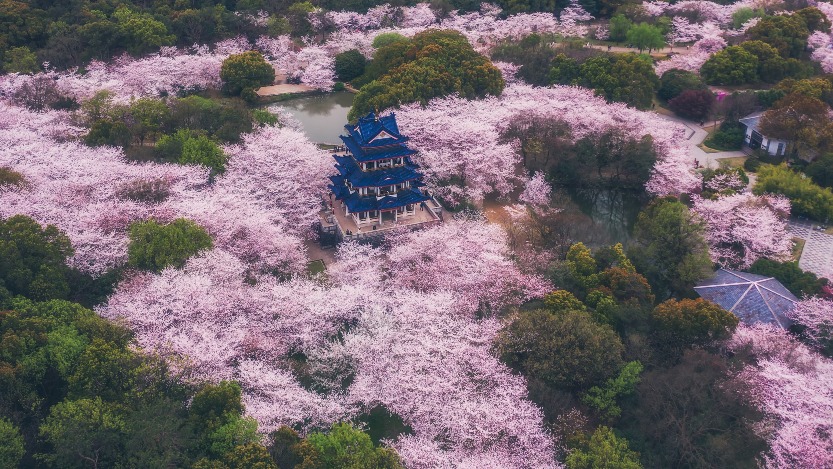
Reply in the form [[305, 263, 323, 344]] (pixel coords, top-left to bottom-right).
[[694, 268, 798, 329], [332, 155, 423, 188]]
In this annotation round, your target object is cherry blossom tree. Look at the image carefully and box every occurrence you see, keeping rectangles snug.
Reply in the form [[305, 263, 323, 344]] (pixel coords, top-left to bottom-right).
[[397, 84, 699, 201], [789, 297, 833, 351], [692, 193, 792, 269], [519, 172, 551, 207], [728, 324, 833, 468]]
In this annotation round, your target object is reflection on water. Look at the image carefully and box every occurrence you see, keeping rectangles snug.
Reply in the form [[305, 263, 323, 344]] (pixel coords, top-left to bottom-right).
[[268, 92, 354, 144], [566, 187, 647, 244]]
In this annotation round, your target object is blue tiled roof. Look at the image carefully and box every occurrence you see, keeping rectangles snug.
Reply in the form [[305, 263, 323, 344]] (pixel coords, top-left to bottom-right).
[[338, 188, 431, 212], [694, 269, 798, 329], [339, 135, 416, 163], [333, 155, 422, 188], [345, 112, 403, 146]]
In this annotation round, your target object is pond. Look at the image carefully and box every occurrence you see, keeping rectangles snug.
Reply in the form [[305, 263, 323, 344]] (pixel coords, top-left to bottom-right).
[[267, 92, 355, 144], [567, 187, 648, 244]]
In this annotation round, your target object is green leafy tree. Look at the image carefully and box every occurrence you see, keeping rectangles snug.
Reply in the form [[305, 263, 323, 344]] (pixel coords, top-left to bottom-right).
[[753, 164, 833, 222], [190, 381, 245, 432], [775, 77, 833, 101], [609, 14, 632, 42], [651, 298, 739, 353], [747, 14, 810, 58], [334, 49, 367, 82], [626, 23, 665, 52], [68, 338, 137, 401], [739, 40, 796, 83], [732, 7, 765, 30], [582, 361, 644, 422], [127, 98, 170, 146], [566, 242, 600, 293], [629, 198, 713, 298], [544, 290, 587, 312], [795, 7, 832, 33], [552, 53, 658, 110], [113, 7, 175, 56], [268, 426, 303, 469], [548, 53, 581, 85], [297, 422, 404, 469], [223, 443, 278, 469], [206, 416, 261, 458], [601, 267, 655, 310], [700, 46, 759, 85], [372, 32, 408, 48], [38, 397, 126, 468], [349, 30, 503, 120], [491, 34, 560, 86], [3, 46, 38, 74], [220, 51, 275, 98], [619, 350, 767, 468], [85, 119, 132, 148], [759, 94, 833, 158], [496, 309, 625, 390], [658, 68, 706, 101], [566, 426, 642, 469], [0, 215, 73, 302], [180, 133, 228, 173], [127, 218, 213, 272], [0, 418, 25, 469]]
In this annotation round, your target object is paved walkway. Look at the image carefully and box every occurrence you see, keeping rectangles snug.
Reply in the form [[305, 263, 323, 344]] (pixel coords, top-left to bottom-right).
[[654, 114, 747, 169], [788, 219, 833, 280]]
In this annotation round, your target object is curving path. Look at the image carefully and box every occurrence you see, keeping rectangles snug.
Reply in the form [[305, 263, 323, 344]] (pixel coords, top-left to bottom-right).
[[653, 113, 747, 169]]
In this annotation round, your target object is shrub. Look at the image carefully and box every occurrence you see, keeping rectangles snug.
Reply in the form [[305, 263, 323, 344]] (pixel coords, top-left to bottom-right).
[[749, 258, 828, 297], [744, 156, 762, 172], [754, 164, 833, 221], [0, 167, 25, 189], [332, 81, 345, 92], [157, 130, 227, 173], [703, 121, 746, 151], [252, 109, 279, 127], [127, 219, 213, 272]]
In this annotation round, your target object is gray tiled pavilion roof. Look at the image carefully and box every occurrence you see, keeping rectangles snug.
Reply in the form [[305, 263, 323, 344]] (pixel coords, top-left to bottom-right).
[[694, 269, 798, 329]]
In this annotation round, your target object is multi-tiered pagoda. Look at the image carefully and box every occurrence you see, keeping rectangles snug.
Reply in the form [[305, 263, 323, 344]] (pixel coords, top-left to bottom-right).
[[327, 112, 438, 234]]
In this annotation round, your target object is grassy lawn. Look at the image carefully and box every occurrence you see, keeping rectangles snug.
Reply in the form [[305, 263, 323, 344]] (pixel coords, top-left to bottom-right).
[[716, 156, 748, 168], [697, 143, 723, 154], [307, 259, 326, 275], [826, 227, 833, 235], [791, 237, 806, 262]]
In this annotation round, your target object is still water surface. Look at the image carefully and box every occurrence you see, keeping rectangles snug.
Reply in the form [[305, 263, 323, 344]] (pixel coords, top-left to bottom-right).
[[268, 92, 354, 144]]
